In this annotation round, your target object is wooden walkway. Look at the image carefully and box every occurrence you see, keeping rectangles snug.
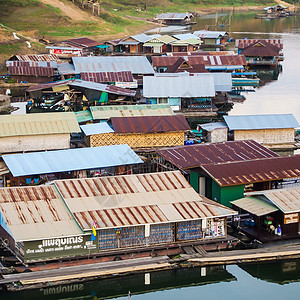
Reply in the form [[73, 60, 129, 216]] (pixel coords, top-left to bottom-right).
[[2, 242, 300, 291]]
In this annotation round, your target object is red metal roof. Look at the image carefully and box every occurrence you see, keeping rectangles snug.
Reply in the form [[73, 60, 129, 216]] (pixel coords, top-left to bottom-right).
[[167, 51, 235, 56], [26, 80, 72, 92], [236, 39, 283, 50], [152, 55, 247, 67], [201, 155, 300, 187], [156, 140, 279, 170], [12, 54, 60, 61], [110, 115, 190, 134], [80, 71, 134, 83], [65, 37, 100, 48], [104, 84, 136, 97], [8, 65, 54, 77]]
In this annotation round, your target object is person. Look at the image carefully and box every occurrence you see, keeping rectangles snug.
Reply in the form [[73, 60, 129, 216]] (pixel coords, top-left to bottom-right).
[[277, 224, 282, 236]]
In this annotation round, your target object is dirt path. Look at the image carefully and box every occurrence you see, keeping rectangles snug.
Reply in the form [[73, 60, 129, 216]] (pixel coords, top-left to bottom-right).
[[40, 0, 99, 21]]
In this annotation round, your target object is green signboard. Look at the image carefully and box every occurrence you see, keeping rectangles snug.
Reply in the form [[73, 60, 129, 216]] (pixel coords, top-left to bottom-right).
[[24, 233, 98, 262]]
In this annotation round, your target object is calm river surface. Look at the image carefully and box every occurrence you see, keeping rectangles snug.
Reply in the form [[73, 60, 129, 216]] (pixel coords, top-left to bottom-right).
[[1, 12, 300, 300]]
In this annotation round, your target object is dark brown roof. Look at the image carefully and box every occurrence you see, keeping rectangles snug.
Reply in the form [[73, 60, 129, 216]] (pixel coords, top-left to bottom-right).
[[167, 51, 235, 56], [110, 115, 190, 134], [65, 37, 100, 48], [201, 155, 300, 187], [156, 140, 279, 170], [240, 41, 281, 57], [152, 55, 247, 67], [80, 71, 134, 83], [236, 39, 283, 50], [165, 57, 208, 73], [26, 80, 71, 92]]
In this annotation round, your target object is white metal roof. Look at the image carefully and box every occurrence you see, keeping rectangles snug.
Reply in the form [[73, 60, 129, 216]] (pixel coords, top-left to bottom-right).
[[72, 56, 155, 74], [2, 144, 142, 177], [224, 114, 300, 130], [143, 74, 215, 98], [55, 171, 236, 230], [80, 122, 114, 136]]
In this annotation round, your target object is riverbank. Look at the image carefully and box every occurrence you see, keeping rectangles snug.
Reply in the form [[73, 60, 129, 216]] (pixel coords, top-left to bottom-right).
[[2, 240, 300, 292]]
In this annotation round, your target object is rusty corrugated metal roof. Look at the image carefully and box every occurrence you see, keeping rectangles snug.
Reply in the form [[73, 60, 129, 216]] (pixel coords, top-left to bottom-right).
[[0, 185, 82, 241], [80, 71, 134, 83], [8, 65, 54, 77], [167, 51, 235, 56], [236, 39, 283, 50], [54, 171, 235, 230], [90, 104, 174, 120], [246, 187, 300, 214], [12, 54, 60, 62], [152, 55, 247, 67], [110, 115, 190, 134], [201, 155, 300, 187], [0, 112, 81, 137], [26, 79, 72, 92], [231, 196, 279, 216], [156, 140, 279, 170], [65, 37, 100, 47]]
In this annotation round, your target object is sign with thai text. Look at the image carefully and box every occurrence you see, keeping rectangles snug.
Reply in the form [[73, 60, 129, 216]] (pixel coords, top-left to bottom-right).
[[284, 213, 299, 224]]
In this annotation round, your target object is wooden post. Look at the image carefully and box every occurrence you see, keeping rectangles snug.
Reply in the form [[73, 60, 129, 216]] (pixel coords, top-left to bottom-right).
[[98, 0, 100, 14]]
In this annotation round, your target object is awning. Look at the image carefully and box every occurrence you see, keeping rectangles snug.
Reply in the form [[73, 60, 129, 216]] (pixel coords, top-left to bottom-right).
[[143, 42, 164, 47], [231, 197, 279, 216], [96, 45, 110, 49]]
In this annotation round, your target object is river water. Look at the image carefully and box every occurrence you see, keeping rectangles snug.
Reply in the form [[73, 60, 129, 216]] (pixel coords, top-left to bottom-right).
[[1, 12, 300, 300]]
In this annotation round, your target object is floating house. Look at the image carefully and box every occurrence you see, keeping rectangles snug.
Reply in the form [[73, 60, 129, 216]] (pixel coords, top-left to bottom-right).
[[1, 144, 143, 187], [152, 55, 246, 72], [196, 122, 228, 143], [193, 155, 300, 207], [239, 40, 282, 68], [118, 33, 160, 53], [47, 37, 103, 58], [170, 33, 202, 52], [6, 61, 59, 83], [90, 104, 174, 121], [143, 74, 216, 112], [71, 56, 155, 85], [193, 30, 228, 50], [0, 171, 236, 263], [81, 115, 190, 149], [0, 112, 80, 154], [143, 35, 177, 54], [231, 187, 300, 242], [155, 12, 194, 25], [154, 139, 278, 179], [223, 114, 300, 150], [235, 39, 283, 53]]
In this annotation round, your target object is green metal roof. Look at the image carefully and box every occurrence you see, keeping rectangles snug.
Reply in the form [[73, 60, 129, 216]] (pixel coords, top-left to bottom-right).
[[231, 196, 279, 216], [90, 104, 174, 120], [143, 42, 164, 47], [75, 110, 93, 123], [0, 112, 81, 137]]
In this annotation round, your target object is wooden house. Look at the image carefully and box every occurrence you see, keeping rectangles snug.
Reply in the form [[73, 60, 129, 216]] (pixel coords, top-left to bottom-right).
[[103, 39, 122, 53], [231, 187, 300, 242], [81, 115, 190, 149], [190, 155, 300, 207], [118, 34, 160, 53], [0, 112, 80, 154], [239, 40, 282, 68], [155, 12, 194, 25], [143, 35, 177, 54], [223, 114, 299, 151], [0, 171, 236, 263], [193, 30, 228, 50], [2, 144, 143, 187]]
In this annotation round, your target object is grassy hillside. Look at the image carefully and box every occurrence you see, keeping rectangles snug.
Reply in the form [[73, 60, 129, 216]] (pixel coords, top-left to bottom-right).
[[0, 0, 273, 66]]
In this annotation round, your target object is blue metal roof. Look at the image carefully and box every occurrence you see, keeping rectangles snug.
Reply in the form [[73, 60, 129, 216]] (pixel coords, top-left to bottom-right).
[[80, 122, 114, 136], [2, 145, 143, 177], [224, 114, 300, 130]]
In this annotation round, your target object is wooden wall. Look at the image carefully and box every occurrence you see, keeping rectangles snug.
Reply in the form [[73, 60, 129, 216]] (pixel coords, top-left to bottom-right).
[[89, 132, 185, 148]]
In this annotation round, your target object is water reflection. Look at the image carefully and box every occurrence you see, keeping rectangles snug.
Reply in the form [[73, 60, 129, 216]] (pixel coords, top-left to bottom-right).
[[0, 266, 235, 300]]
